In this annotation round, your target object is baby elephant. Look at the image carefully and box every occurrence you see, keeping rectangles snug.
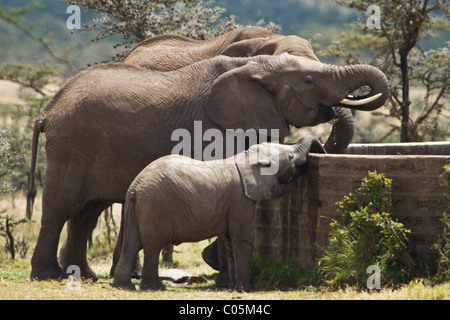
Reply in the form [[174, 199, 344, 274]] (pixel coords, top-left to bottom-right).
[[112, 136, 325, 291]]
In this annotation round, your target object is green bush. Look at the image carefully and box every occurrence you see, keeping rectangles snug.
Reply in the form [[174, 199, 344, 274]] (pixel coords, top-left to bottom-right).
[[317, 171, 414, 290], [432, 165, 450, 283], [0, 127, 24, 194]]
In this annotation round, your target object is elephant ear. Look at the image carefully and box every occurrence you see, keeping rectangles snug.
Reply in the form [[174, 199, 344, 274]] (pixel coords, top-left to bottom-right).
[[235, 144, 284, 201], [221, 38, 267, 57], [205, 61, 290, 138]]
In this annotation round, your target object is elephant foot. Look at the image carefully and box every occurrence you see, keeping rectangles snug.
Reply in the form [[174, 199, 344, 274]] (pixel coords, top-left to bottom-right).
[[215, 270, 230, 288], [231, 282, 255, 293], [60, 254, 99, 281], [111, 280, 136, 291], [30, 262, 67, 281], [83, 268, 99, 281], [60, 262, 99, 282], [140, 280, 166, 291]]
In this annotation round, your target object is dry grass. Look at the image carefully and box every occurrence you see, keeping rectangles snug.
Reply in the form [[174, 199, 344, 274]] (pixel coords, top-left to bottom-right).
[[0, 195, 449, 300]]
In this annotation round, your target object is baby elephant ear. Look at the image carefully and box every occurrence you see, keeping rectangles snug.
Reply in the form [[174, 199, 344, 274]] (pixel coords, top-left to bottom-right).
[[235, 144, 283, 201]]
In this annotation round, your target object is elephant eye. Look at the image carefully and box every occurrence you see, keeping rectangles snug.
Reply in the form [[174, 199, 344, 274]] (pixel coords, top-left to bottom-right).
[[288, 152, 294, 161], [305, 75, 314, 84]]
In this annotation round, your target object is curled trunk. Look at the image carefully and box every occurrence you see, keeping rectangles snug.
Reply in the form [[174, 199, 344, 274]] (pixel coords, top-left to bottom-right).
[[334, 64, 390, 111]]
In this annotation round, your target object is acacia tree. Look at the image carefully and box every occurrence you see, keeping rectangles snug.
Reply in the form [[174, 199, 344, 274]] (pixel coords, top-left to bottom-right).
[[321, 0, 449, 142], [66, 0, 240, 55]]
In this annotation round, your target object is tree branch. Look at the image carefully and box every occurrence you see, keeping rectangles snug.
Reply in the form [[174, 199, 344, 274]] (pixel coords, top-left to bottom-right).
[[0, 9, 78, 75]]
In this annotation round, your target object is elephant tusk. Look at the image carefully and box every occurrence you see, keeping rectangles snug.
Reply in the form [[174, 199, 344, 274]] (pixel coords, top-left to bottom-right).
[[328, 118, 339, 125], [340, 93, 382, 106]]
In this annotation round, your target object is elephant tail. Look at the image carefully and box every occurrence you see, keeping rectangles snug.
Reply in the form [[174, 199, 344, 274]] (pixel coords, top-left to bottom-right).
[[124, 191, 137, 223], [26, 116, 44, 220], [122, 190, 142, 249]]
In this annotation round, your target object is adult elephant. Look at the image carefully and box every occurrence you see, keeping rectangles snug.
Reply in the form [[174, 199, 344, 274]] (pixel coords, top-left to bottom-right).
[[27, 53, 388, 281], [122, 27, 355, 155], [122, 26, 319, 70]]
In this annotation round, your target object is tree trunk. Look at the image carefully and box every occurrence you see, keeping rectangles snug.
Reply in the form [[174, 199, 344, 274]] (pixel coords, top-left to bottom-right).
[[5, 217, 15, 260], [400, 52, 411, 142]]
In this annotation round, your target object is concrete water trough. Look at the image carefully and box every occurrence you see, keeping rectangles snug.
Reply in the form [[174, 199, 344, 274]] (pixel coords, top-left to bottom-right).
[[254, 142, 450, 271]]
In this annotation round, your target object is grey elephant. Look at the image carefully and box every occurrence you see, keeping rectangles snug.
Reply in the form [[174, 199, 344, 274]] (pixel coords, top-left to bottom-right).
[[28, 52, 388, 281], [122, 26, 354, 155], [112, 136, 326, 291], [122, 26, 319, 70]]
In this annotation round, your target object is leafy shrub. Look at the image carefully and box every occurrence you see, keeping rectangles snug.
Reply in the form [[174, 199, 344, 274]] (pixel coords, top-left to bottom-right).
[[432, 165, 450, 283], [318, 171, 414, 289], [0, 127, 24, 194]]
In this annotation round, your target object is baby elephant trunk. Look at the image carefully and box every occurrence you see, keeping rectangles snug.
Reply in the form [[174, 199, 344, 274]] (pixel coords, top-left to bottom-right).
[[295, 135, 327, 161], [286, 135, 327, 180]]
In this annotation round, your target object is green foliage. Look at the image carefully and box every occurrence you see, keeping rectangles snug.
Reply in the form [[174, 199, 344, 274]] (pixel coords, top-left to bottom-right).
[[0, 62, 56, 96], [0, 127, 25, 194], [0, 1, 79, 75], [0, 92, 49, 197], [439, 164, 450, 200], [0, 213, 33, 259], [432, 165, 450, 283], [318, 171, 414, 289], [251, 253, 315, 290], [67, 0, 240, 55]]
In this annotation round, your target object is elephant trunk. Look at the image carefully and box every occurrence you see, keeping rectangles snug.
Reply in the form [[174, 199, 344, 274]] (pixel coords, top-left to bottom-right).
[[323, 107, 354, 154], [333, 64, 390, 111], [295, 135, 327, 160]]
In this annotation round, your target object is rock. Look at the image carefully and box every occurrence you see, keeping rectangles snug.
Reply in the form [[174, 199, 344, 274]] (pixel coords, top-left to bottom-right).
[[159, 269, 207, 284]]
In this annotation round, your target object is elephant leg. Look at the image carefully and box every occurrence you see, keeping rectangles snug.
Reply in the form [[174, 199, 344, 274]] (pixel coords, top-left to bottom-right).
[[59, 200, 111, 281], [202, 236, 230, 288], [30, 221, 66, 280], [201, 239, 219, 270], [110, 205, 142, 278], [110, 209, 124, 277], [231, 238, 254, 292], [30, 166, 83, 280], [161, 244, 174, 264], [223, 234, 236, 290], [111, 223, 142, 290], [140, 244, 166, 291], [216, 236, 230, 288]]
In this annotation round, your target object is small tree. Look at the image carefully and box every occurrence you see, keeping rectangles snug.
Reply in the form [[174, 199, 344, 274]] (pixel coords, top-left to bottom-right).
[[0, 127, 24, 195], [0, 213, 32, 259], [321, 0, 449, 142], [0, 2, 78, 76], [66, 0, 239, 58], [318, 171, 414, 289]]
